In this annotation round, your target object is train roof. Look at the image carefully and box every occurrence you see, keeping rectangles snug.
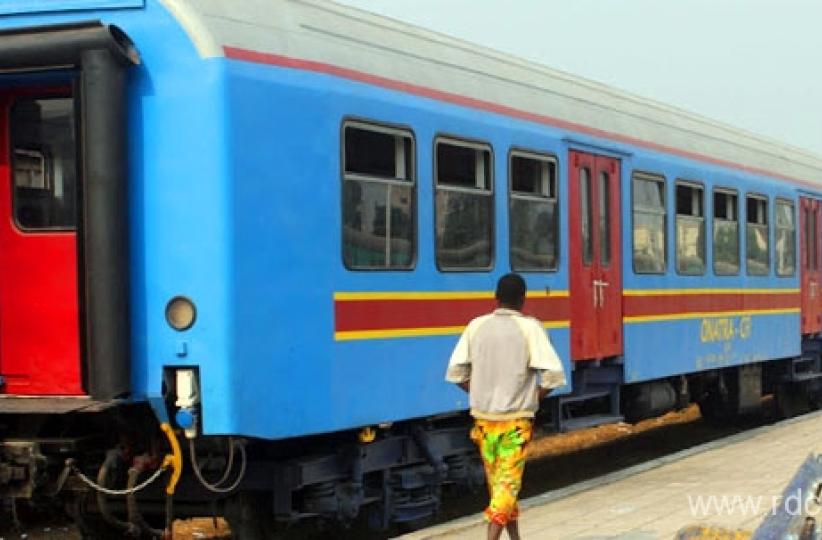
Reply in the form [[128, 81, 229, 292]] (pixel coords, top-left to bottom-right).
[[164, 0, 822, 186]]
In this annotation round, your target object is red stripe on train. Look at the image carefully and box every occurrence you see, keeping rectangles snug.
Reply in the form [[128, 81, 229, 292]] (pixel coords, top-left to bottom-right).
[[623, 293, 799, 318], [334, 292, 798, 333], [334, 296, 570, 333]]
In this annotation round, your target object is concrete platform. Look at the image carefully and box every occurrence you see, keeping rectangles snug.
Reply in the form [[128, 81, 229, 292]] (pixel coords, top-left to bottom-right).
[[404, 411, 822, 539]]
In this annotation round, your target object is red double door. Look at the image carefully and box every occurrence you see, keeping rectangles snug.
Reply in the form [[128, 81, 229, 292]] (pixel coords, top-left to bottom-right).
[[801, 197, 822, 335], [0, 90, 82, 395], [568, 151, 623, 360]]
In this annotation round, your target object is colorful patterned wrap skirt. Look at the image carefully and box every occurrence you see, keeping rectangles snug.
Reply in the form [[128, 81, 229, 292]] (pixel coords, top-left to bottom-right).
[[469, 418, 533, 525]]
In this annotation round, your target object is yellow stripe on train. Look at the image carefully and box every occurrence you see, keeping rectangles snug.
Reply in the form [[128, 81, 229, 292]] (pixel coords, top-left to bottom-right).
[[622, 307, 800, 324], [334, 320, 570, 341], [333, 290, 570, 301]]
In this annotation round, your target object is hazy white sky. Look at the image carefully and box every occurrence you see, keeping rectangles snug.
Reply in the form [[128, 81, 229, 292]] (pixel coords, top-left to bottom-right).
[[336, 0, 822, 155]]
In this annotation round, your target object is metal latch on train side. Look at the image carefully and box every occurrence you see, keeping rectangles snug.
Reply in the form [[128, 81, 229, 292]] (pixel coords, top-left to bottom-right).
[[592, 280, 610, 308]]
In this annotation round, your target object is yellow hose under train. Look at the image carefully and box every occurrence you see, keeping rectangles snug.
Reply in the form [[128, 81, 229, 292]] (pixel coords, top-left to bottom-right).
[[160, 422, 183, 496]]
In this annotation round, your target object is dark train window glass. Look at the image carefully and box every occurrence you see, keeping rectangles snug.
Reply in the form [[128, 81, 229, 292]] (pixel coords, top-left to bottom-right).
[[580, 168, 593, 266], [811, 207, 819, 272], [816, 209, 819, 271], [342, 123, 415, 269], [811, 207, 818, 271], [802, 205, 817, 272], [775, 199, 796, 277], [813, 207, 819, 271], [511, 154, 557, 196], [675, 182, 705, 275], [10, 97, 76, 231], [632, 173, 666, 273], [713, 189, 739, 275], [599, 171, 611, 267], [509, 152, 558, 272], [345, 125, 413, 178], [746, 195, 769, 275], [436, 139, 493, 270]]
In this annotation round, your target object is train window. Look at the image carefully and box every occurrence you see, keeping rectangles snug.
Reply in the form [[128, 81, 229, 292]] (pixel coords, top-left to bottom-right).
[[713, 189, 739, 275], [509, 151, 558, 271], [806, 205, 819, 272], [10, 97, 77, 231], [746, 195, 769, 275], [435, 138, 493, 270], [599, 171, 611, 267], [675, 181, 705, 275], [342, 122, 415, 269], [775, 199, 796, 277], [580, 168, 593, 266], [632, 173, 666, 273]]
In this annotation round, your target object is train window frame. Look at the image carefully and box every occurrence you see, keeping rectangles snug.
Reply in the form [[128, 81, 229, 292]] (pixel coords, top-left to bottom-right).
[[433, 135, 494, 272], [809, 205, 818, 272], [774, 197, 796, 278], [712, 187, 740, 276], [804, 202, 818, 273], [13, 148, 49, 190], [631, 171, 667, 275], [10, 94, 78, 233], [580, 166, 594, 267], [598, 169, 612, 268], [340, 118, 417, 271], [674, 180, 706, 276], [745, 193, 770, 276], [507, 148, 559, 273]]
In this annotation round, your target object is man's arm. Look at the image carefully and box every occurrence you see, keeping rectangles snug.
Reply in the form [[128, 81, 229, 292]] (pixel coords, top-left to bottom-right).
[[445, 324, 472, 390], [525, 318, 567, 394]]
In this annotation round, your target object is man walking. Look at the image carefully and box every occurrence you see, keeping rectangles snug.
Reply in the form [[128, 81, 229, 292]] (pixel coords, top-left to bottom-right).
[[446, 273, 566, 540]]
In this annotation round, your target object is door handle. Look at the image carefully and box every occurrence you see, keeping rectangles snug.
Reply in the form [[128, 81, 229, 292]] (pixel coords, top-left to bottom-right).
[[592, 279, 609, 308], [598, 281, 609, 307]]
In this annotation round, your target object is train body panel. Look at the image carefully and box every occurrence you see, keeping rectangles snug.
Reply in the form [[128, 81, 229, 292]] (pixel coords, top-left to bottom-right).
[[619, 152, 802, 383], [623, 313, 799, 383], [0, 0, 815, 435], [0, 2, 234, 423], [224, 56, 577, 438], [0, 0, 145, 14], [221, 43, 806, 437]]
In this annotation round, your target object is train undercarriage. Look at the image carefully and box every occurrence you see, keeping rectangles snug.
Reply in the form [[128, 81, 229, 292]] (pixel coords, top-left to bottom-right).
[[0, 401, 486, 538], [4, 342, 822, 539]]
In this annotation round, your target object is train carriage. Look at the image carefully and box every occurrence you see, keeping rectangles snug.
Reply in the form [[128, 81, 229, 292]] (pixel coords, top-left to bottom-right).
[[1, 0, 822, 535]]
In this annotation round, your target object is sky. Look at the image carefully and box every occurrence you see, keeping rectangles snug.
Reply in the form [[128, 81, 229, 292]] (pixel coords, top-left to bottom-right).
[[335, 0, 822, 156]]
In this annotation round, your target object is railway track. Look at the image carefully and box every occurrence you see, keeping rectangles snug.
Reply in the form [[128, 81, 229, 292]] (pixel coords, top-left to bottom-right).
[[0, 404, 781, 540]]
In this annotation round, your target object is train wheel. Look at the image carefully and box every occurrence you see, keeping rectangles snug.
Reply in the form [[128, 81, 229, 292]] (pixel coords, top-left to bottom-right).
[[776, 383, 810, 419], [223, 491, 275, 540], [806, 380, 822, 410], [696, 389, 735, 425], [65, 496, 113, 540]]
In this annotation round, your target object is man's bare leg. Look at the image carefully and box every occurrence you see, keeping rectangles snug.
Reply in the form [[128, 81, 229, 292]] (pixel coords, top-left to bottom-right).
[[505, 520, 520, 540], [487, 522, 504, 540]]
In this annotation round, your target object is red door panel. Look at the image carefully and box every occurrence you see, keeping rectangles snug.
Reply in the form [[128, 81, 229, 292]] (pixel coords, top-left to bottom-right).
[[569, 150, 623, 360], [800, 197, 822, 335], [569, 153, 598, 359], [595, 158, 623, 357], [0, 92, 82, 395], [813, 202, 822, 331]]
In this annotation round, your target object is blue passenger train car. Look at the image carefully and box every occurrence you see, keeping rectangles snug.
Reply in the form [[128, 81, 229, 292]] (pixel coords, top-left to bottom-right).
[[1, 0, 821, 535]]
